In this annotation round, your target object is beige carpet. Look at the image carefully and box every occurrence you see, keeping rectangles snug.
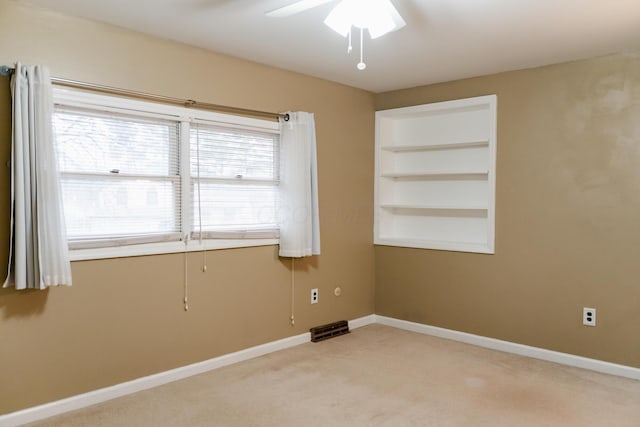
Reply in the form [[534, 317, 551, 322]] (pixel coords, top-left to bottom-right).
[[28, 324, 640, 426]]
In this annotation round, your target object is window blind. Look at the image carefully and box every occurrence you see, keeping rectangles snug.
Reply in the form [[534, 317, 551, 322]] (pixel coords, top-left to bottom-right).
[[190, 123, 279, 238], [52, 107, 181, 247], [51, 88, 282, 254]]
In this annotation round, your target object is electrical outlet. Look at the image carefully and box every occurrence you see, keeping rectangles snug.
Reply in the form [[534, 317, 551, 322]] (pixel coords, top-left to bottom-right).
[[583, 307, 596, 326], [311, 288, 318, 304]]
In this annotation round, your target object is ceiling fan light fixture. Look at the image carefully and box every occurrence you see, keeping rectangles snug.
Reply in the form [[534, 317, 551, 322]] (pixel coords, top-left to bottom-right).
[[323, 0, 405, 71], [267, 0, 406, 71], [323, 0, 353, 36], [323, 0, 405, 39]]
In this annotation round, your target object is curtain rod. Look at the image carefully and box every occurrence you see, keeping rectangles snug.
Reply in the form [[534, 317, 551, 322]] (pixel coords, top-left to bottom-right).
[[0, 65, 289, 122]]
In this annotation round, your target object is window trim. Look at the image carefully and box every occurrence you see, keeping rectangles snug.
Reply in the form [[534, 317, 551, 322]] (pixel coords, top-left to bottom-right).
[[69, 238, 279, 261], [53, 87, 281, 261]]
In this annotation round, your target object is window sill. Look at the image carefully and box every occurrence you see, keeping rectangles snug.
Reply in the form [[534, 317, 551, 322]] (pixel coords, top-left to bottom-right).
[[69, 239, 279, 261]]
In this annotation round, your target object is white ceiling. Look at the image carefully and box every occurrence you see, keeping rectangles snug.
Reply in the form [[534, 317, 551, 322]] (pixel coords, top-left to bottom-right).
[[16, 0, 640, 92]]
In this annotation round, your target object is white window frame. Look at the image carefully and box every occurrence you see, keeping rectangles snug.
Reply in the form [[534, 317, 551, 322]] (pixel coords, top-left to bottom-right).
[[53, 87, 280, 261]]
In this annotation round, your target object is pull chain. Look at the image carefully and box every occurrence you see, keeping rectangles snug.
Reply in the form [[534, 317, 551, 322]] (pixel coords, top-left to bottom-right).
[[357, 27, 366, 70]]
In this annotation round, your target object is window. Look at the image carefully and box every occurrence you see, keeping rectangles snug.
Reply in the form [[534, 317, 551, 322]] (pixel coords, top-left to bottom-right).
[[53, 107, 181, 245], [190, 123, 279, 239], [52, 88, 280, 260]]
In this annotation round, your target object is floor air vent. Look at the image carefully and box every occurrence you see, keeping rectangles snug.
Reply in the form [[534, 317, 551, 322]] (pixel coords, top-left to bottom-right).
[[310, 320, 350, 342]]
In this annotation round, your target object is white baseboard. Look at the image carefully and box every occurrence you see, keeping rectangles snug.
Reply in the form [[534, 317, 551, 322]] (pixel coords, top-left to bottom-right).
[[0, 314, 375, 427], [4, 313, 637, 426], [2, 333, 312, 427], [348, 314, 376, 329], [375, 315, 640, 381]]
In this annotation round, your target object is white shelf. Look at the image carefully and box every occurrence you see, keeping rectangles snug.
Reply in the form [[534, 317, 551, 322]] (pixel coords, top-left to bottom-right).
[[381, 140, 489, 152], [374, 94, 497, 254], [381, 170, 489, 179], [380, 203, 488, 211], [375, 237, 494, 254]]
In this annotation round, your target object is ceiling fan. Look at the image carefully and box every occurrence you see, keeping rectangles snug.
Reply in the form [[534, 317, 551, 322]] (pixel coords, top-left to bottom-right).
[[266, 0, 406, 70], [266, 0, 336, 18]]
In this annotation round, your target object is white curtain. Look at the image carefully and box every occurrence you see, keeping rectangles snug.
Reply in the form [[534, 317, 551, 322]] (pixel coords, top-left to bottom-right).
[[3, 63, 72, 290], [278, 112, 321, 258]]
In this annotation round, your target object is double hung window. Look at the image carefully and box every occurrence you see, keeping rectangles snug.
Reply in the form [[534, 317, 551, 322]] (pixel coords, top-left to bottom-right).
[[51, 88, 280, 260], [190, 123, 279, 239]]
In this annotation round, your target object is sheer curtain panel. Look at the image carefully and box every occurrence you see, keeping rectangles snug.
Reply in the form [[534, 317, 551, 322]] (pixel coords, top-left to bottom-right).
[[278, 112, 320, 258], [3, 63, 72, 290]]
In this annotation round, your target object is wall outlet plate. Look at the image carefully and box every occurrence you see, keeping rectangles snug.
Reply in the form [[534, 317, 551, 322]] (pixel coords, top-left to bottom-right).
[[583, 307, 596, 326], [311, 288, 318, 304]]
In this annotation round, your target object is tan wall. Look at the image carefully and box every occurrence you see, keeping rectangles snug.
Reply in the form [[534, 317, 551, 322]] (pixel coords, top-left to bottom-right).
[[375, 52, 640, 367], [0, 0, 375, 414]]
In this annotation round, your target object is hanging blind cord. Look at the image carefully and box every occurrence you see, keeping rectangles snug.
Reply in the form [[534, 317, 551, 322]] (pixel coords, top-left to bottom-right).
[[196, 124, 207, 272], [290, 257, 295, 326], [184, 240, 189, 311]]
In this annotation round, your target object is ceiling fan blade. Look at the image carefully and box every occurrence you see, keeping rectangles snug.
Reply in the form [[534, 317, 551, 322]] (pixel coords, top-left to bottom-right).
[[266, 0, 335, 18]]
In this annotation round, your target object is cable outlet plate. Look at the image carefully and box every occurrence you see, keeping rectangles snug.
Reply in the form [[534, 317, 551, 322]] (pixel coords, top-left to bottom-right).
[[311, 288, 318, 304], [583, 307, 596, 326]]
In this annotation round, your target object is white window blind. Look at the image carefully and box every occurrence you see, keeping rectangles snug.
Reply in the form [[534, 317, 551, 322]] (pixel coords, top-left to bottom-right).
[[190, 123, 280, 239], [52, 107, 181, 248], [50, 88, 282, 256]]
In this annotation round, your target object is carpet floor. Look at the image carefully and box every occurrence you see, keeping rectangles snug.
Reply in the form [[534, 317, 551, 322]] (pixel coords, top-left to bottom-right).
[[28, 324, 640, 426]]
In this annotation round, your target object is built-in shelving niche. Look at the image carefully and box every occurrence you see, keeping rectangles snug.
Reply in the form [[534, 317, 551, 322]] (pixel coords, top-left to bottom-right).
[[374, 95, 497, 254]]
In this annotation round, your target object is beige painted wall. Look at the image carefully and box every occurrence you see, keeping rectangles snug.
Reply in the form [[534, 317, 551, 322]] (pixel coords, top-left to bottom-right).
[[0, 0, 375, 414], [375, 52, 640, 368], [3, 0, 639, 416]]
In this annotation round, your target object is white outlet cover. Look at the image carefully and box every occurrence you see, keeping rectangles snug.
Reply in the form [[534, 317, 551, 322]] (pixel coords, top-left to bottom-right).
[[583, 307, 596, 326]]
